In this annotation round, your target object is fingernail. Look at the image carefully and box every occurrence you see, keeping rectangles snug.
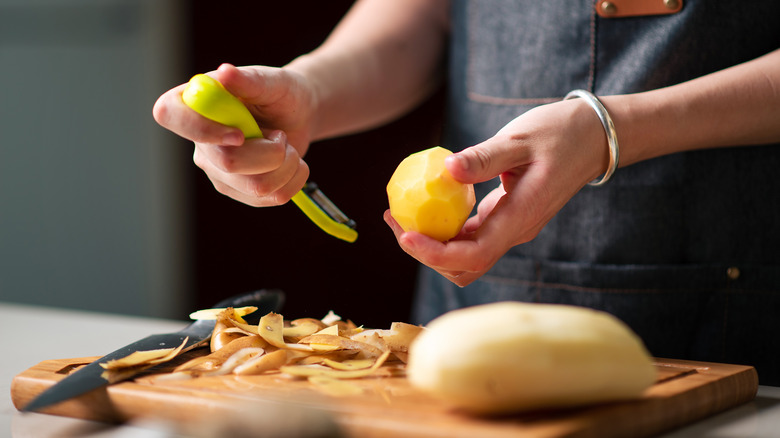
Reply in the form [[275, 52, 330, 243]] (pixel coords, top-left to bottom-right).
[[448, 153, 469, 173], [222, 131, 243, 146], [267, 130, 287, 144]]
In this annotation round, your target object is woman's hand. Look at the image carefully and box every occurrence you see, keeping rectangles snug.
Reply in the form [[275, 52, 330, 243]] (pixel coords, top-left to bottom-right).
[[153, 63, 316, 206], [385, 98, 610, 286], [386, 48, 780, 286]]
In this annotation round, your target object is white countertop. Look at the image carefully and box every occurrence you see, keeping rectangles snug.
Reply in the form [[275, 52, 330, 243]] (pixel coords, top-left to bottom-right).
[[2, 302, 779, 438]]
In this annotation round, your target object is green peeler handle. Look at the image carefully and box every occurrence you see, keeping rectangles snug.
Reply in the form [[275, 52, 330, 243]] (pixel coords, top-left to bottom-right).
[[181, 74, 357, 243], [290, 191, 357, 243]]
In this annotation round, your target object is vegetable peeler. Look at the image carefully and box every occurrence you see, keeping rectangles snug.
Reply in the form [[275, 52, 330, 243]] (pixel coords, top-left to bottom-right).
[[182, 74, 358, 243]]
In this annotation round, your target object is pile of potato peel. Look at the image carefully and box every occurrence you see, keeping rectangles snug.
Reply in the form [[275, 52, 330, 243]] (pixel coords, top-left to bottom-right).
[[103, 306, 423, 392]]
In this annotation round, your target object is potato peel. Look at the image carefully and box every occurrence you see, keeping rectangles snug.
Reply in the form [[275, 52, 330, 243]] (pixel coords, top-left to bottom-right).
[[210, 307, 266, 352], [299, 334, 384, 359], [280, 350, 391, 380], [146, 308, 420, 391], [290, 318, 327, 330], [175, 335, 268, 373], [282, 321, 322, 340], [204, 347, 265, 376], [321, 310, 341, 326], [101, 337, 188, 370], [234, 349, 288, 375], [322, 359, 374, 371], [189, 306, 258, 321], [313, 325, 339, 336], [258, 313, 314, 352], [293, 351, 359, 365], [100, 338, 189, 383]]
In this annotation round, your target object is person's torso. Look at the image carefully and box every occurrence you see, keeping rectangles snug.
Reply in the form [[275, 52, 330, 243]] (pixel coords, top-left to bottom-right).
[[415, 0, 780, 385]]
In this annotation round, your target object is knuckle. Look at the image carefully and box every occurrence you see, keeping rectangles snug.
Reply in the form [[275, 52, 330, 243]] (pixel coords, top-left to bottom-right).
[[470, 147, 492, 172], [192, 147, 206, 169], [299, 159, 310, 179], [454, 278, 469, 287], [270, 181, 301, 205], [246, 180, 270, 199], [210, 180, 231, 197], [213, 148, 241, 173], [268, 141, 288, 166], [270, 191, 294, 206], [424, 252, 448, 268], [469, 258, 492, 274], [245, 177, 278, 202], [244, 198, 268, 208]]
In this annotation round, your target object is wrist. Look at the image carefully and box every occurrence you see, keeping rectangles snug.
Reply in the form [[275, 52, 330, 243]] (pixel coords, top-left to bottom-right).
[[283, 54, 327, 142], [564, 90, 620, 186]]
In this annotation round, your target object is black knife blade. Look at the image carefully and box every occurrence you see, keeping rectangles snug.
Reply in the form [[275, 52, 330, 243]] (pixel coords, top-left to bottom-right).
[[23, 289, 285, 412]]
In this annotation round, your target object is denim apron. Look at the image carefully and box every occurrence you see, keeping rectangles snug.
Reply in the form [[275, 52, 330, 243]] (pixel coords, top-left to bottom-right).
[[414, 0, 780, 385]]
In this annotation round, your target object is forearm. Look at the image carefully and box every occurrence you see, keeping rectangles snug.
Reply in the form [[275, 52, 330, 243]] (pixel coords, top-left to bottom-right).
[[285, 0, 449, 141], [605, 48, 780, 167]]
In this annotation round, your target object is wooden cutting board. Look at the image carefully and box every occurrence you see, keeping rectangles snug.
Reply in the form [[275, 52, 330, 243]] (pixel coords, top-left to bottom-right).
[[12, 355, 757, 438]]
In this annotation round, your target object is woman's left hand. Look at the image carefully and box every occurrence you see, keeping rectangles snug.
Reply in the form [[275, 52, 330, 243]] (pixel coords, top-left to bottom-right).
[[385, 98, 611, 286]]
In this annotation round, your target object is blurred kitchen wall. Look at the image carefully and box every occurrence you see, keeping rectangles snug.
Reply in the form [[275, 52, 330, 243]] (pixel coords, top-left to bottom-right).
[[0, 0, 192, 318]]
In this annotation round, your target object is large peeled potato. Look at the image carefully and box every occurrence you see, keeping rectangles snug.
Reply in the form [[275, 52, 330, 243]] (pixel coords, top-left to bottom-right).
[[407, 302, 656, 414], [387, 146, 475, 241]]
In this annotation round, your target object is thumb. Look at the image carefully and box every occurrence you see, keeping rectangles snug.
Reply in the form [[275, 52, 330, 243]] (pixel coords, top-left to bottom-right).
[[214, 63, 273, 103], [445, 136, 530, 184]]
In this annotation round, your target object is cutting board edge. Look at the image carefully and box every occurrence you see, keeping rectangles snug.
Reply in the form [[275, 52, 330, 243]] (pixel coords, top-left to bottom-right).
[[11, 356, 760, 438], [609, 359, 758, 438]]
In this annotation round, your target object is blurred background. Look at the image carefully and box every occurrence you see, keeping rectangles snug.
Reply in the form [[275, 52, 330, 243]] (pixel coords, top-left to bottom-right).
[[0, 0, 443, 328]]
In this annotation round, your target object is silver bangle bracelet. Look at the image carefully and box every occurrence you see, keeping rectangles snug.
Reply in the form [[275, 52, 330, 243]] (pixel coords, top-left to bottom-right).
[[564, 89, 619, 186]]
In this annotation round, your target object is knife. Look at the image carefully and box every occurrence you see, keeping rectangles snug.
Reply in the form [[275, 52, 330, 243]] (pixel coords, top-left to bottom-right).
[[22, 289, 285, 412]]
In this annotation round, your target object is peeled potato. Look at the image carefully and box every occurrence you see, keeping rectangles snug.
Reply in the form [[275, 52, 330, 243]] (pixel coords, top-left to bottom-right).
[[387, 146, 475, 241], [406, 302, 657, 414]]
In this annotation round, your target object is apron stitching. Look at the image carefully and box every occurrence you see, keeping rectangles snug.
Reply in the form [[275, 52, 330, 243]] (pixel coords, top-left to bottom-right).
[[464, 2, 557, 106], [466, 93, 561, 106], [534, 260, 542, 302], [481, 274, 728, 295], [588, 0, 597, 91], [465, 1, 597, 106]]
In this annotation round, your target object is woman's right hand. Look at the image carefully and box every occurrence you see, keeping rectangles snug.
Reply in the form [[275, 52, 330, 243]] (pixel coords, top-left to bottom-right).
[[152, 63, 315, 207]]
